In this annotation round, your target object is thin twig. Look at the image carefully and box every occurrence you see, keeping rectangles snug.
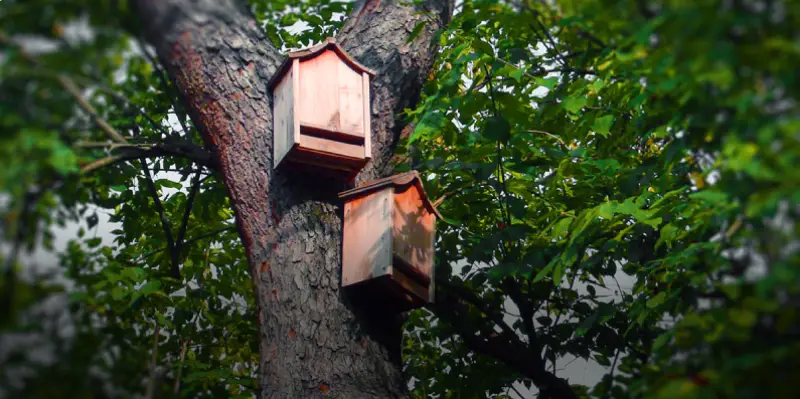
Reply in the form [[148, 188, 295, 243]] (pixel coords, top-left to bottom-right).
[[0, 35, 126, 144], [527, 130, 566, 148], [145, 322, 161, 399], [432, 191, 454, 208], [483, 66, 513, 230], [509, 383, 526, 399], [57, 76, 128, 144], [80, 155, 127, 174], [173, 340, 189, 394], [529, 10, 568, 67], [136, 35, 193, 139], [184, 227, 236, 246], [140, 158, 177, 277], [78, 143, 214, 175], [493, 57, 538, 80], [600, 349, 622, 399], [561, 354, 581, 370], [0, 189, 44, 318], [52, 33, 170, 137], [74, 141, 158, 150], [5, 66, 169, 136], [176, 171, 203, 248], [141, 227, 236, 260], [438, 277, 519, 342], [78, 138, 213, 168], [173, 171, 203, 276]]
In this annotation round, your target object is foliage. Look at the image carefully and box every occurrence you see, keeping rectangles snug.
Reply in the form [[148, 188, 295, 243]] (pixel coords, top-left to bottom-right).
[[1, 0, 798, 398], [251, 0, 351, 50], [402, 0, 799, 398], [0, 0, 352, 396], [2, 0, 354, 396]]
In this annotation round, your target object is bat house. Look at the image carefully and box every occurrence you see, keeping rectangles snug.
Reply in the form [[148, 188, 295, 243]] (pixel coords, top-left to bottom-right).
[[339, 171, 441, 312], [268, 37, 375, 180]]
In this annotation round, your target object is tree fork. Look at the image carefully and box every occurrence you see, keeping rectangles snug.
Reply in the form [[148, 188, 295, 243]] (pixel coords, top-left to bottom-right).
[[132, 0, 451, 397]]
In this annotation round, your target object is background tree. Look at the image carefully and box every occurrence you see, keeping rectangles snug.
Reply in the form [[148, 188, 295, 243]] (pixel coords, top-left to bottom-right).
[[1, 1, 798, 399]]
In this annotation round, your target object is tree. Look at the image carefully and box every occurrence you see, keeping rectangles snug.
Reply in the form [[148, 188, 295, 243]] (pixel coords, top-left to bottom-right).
[[3, 0, 454, 397], [402, 1, 800, 398], [130, 0, 454, 396], [2, 1, 799, 399]]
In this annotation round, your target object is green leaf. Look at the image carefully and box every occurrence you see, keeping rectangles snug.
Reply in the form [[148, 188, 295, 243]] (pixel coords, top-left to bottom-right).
[[552, 261, 566, 285], [122, 267, 147, 283], [139, 280, 162, 296], [536, 77, 558, 89], [472, 39, 494, 57], [729, 308, 757, 328], [595, 354, 611, 366], [408, 20, 427, 43], [484, 116, 511, 142], [156, 179, 182, 189], [652, 331, 673, 351], [589, 78, 605, 92], [591, 115, 614, 138], [68, 291, 88, 303], [562, 95, 587, 114], [647, 292, 667, 308], [689, 190, 729, 204], [488, 262, 527, 281], [534, 261, 555, 282], [111, 286, 128, 301], [576, 312, 598, 337]]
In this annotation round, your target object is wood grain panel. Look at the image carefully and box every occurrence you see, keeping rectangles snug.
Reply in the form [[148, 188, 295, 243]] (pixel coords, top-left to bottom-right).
[[338, 61, 364, 136], [298, 50, 340, 131], [272, 70, 294, 167], [299, 133, 364, 159], [392, 185, 435, 279], [342, 188, 393, 287], [362, 72, 372, 159]]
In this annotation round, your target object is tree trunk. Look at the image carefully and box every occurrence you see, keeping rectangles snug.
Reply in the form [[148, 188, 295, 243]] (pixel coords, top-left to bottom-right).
[[132, 0, 451, 397]]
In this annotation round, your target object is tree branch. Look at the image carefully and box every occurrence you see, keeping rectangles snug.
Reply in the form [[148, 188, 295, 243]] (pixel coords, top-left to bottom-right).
[[183, 227, 235, 246], [173, 171, 203, 271], [145, 321, 161, 399], [141, 227, 236, 261], [132, 0, 454, 395], [438, 277, 519, 341], [528, 130, 567, 148], [140, 158, 178, 278], [504, 278, 542, 354], [431, 278, 578, 399], [0, 33, 129, 144], [0, 189, 43, 320], [78, 141, 215, 174], [57, 75, 129, 143], [173, 340, 189, 395], [135, 34, 193, 139]]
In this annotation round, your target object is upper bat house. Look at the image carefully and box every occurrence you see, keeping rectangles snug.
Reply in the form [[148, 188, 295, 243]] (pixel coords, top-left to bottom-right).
[[268, 37, 376, 180]]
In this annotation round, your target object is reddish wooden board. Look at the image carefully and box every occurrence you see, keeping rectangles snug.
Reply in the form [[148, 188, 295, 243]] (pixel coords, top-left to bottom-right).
[[270, 38, 373, 177], [339, 171, 440, 311]]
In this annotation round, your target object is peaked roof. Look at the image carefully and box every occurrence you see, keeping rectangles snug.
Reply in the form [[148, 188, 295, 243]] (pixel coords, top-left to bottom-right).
[[267, 37, 376, 89], [338, 171, 442, 219]]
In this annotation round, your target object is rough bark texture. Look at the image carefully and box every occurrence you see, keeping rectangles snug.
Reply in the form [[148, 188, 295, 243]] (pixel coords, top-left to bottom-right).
[[133, 0, 451, 397]]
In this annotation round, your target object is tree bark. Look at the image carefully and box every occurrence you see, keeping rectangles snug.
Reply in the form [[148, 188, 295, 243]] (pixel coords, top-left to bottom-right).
[[132, 0, 451, 397]]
